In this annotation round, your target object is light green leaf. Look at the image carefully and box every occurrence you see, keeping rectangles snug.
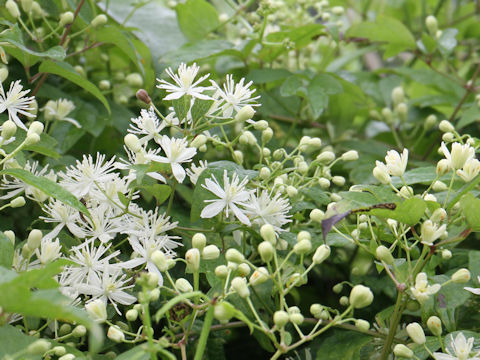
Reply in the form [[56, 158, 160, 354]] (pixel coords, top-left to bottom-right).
[[460, 193, 480, 231], [369, 197, 427, 225], [0, 232, 13, 269], [0, 168, 91, 220], [140, 184, 172, 205], [280, 75, 306, 97], [346, 16, 416, 58], [458, 105, 480, 129], [38, 60, 110, 113], [161, 39, 235, 67], [176, 0, 220, 42]]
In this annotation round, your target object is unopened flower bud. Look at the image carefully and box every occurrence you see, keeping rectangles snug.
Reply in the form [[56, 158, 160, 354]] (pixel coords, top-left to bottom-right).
[[176, 278, 193, 293], [10, 196, 25, 208], [0, 68, 7, 83], [431, 208, 447, 223], [331, 176, 345, 187], [215, 265, 228, 278], [313, 245, 331, 264], [53, 346, 66, 356], [124, 134, 141, 153], [259, 167, 270, 179], [235, 105, 255, 122], [333, 283, 343, 293], [441, 249, 452, 259], [6, 0, 20, 18], [393, 344, 414, 358], [135, 89, 151, 104], [286, 185, 298, 197], [237, 263, 250, 277], [297, 161, 309, 174], [59, 11, 74, 27], [27, 339, 51, 355], [185, 248, 200, 271], [318, 177, 330, 189], [316, 151, 335, 163], [349, 285, 374, 309], [427, 316, 442, 336], [190, 135, 207, 149], [376, 245, 394, 265], [253, 120, 269, 130], [249, 267, 269, 286], [382, 107, 394, 124], [191, 233, 206, 251], [25, 133, 40, 146], [202, 245, 220, 260], [310, 304, 323, 318], [27, 121, 43, 136], [442, 132, 454, 142], [439, 120, 455, 133], [126, 309, 138, 321], [126, 73, 143, 88], [225, 248, 244, 263], [340, 296, 349, 306], [260, 224, 276, 244], [392, 86, 405, 105], [233, 150, 244, 164], [107, 325, 125, 343], [425, 15, 438, 35], [373, 164, 391, 185], [262, 128, 273, 143], [406, 322, 426, 344], [2, 120, 17, 140], [99, 80, 111, 90], [432, 180, 448, 192], [425, 114, 437, 130], [58, 324, 72, 336], [355, 319, 370, 331], [451, 268, 470, 283], [72, 325, 86, 338], [396, 102, 408, 121], [273, 310, 289, 327], [4, 230, 15, 245], [289, 312, 304, 325], [214, 301, 235, 323], [436, 159, 450, 176], [231, 276, 250, 298], [27, 229, 42, 250], [294, 239, 312, 254], [151, 250, 168, 271], [258, 241, 274, 262], [85, 299, 107, 323], [310, 209, 324, 223], [91, 14, 108, 28]]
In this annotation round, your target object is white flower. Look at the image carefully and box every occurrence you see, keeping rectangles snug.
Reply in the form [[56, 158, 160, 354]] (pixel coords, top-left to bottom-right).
[[372, 161, 391, 184], [464, 276, 480, 295], [156, 63, 214, 101], [152, 135, 197, 183], [35, 237, 62, 265], [186, 160, 208, 185], [210, 75, 260, 117], [243, 190, 291, 232], [40, 200, 85, 240], [43, 99, 80, 128], [77, 202, 124, 243], [441, 142, 475, 170], [59, 153, 117, 198], [421, 220, 447, 245], [0, 80, 36, 130], [433, 332, 480, 360], [116, 145, 166, 183], [410, 272, 441, 304], [385, 148, 408, 176], [200, 170, 251, 225], [457, 158, 480, 182], [128, 107, 165, 144], [76, 265, 136, 315]]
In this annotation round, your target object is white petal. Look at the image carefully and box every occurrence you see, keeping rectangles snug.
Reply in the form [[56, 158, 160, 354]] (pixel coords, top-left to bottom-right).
[[201, 200, 225, 218], [230, 203, 251, 225], [464, 286, 480, 295], [171, 163, 186, 183]]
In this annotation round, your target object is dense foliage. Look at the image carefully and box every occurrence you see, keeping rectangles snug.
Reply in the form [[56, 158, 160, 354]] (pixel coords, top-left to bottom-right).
[[1, 0, 480, 359]]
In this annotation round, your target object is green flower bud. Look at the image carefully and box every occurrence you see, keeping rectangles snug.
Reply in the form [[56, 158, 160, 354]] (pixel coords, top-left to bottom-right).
[[309, 209, 324, 223], [1, 120, 17, 140], [349, 285, 374, 309], [310, 303, 323, 318], [233, 150, 244, 164], [425, 15, 438, 35], [99, 80, 111, 90], [406, 322, 425, 344], [391, 86, 405, 106], [293, 239, 312, 255], [192, 233, 206, 251], [235, 105, 255, 122], [126, 309, 138, 321], [202, 244, 220, 260], [225, 248, 244, 263], [27, 121, 43, 136], [355, 319, 370, 331], [215, 265, 228, 278], [91, 14, 108, 28], [6, 0, 20, 18], [339, 296, 349, 306], [25, 133, 40, 146], [0, 67, 8, 83], [124, 134, 141, 153], [424, 114, 437, 130], [72, 325, 86, 338], [27, 229, 42, 250], [190, 134, 207, 148], [333, 283, 343, 293], [58, 324, 72, 336], [451, 268, 470, 283], [53, 346, 66, 356], [316, 151, 335, 163], [393, 344, 414, 358], [176, 278, 193, 293], [253, 120, 269, 130], [59, 11, 74, 27], [10, 196, 25, 208], [439, 119, 454, 133], [185, 248, 200, 271], [427, 316, 442, 336], [312, 245, 330, 264], [4, 230, 15, 245], [286, 185, 298, 197], [261, 127, 273, 143], [341, 150, 358, 161], [151, 250, 169, 272], [375, 245, 394, 265], [431, 208, 447, 223], [249, 267, 269, 286], [441, 249, 452, 260], [289, 312, 304, 325], [260, 224, 276, 244], [259, 167, 271, 179], [126, 73, 143, 88], [231, 276, 250, 298], [258, 241, 274, 263], [27, 339, 51, 355], [318, 177, 330, 189], [214, 301, 235, 323], [107, 325, 125, 343], [85, 299, 107, 323], [273, 310, 289, 327]]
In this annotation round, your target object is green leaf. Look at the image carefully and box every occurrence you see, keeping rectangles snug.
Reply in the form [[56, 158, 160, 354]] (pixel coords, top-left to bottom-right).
[[38, 60, 110, 113], [140, 184, 172, 205], [311, 329, 370, 359], [346, 16, 416, 58], [172, 95, 191, 124], [246, 69, 292, 84], [161, 39, 235, 67], [0, 232, 14, 268], [0, 168, 91, 220], [369, 197, 427, 225], [280, 75, 306, 97], [460, 193, 480, 231], [307, 84, 328, 119], [457, 105, 480, 128], [391, 167, 438, 186], [176, 0, 220, 42], [0, 325, 47, 359]]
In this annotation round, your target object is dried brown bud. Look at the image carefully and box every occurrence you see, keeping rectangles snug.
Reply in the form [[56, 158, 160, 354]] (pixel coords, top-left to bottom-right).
[[136, 89, 151, 104]]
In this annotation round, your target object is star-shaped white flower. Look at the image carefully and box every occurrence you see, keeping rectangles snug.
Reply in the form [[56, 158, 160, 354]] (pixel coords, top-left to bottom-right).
[[384, 148, 408, 176], [410, 272, 441, 304], [433, 332, 480, 360], [201, 170, 251, 225], [441, 142, 475, 170], [210, 75, 260, 117], [0, 80, 36, 131]]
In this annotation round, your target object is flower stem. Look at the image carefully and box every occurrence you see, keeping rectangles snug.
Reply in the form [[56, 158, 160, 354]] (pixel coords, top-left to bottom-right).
[[193, 305, 214, 360], [379, 291, 405, 360]]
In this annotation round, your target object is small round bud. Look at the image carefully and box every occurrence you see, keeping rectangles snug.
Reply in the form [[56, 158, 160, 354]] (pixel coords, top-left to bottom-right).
[[53, 346, 66, 356], [199, 144, 207, 152], [272, 149, 284, 160], [1, 120, 17, 140], [185, 248, 200, 271], [273, 310, 289, 327], [332, 176, 345, 186], [393, 344, 414, 358], [297, 161, 309, 174], [431, 208, 447, 223], [190, 134, 207, 148], [289, 312, 304, 325], [202, 245, 220, 260], [310, 304, 323, 318], [59, 11, 74, 27], [27, 229, 42, 250], [225, 248, 244, 263], [126, 73, 143, 88], [136, 89, 151, 104], [214, 302, 235, 323], [27, 339, 51, 355], [297, 230, 311, 241], [310, 209, 325, 223], [293, 239, 312, 255], [259, 167, 270, 179], [176, 278, 193, 293], [339, 296, 349, 306], [233, 150, 244, 164], [25, 133, 40, 146], [258, 241, 274, 263], [355, 319, 370, 331], [425, 15, 438, 35], [6, 0, 20, 18], [215, 265, 228, 278], [237, 263, 250, 277], [249, 267, 269, 286], [192, 233, 206, 251], [442, 132, 454, 142], [392, 86, 405, 105], [425, 114, 437, 130], [333, 283, 343, 293], [124, 134, 141, 153], [439, 120, 455, 133], [451, 268, 471, 283], [4, 230, 15, 245], [441, 249, 452, 260], [286, 185, 298, 197], [262, 147, 270, 157], [262, 128, 273, 143], [85, 298, 107, 323], [341, 150, 358, 161], [375, 245, 394, 265], [27, 121, 43, 136], [309, 137, 322, 148], [427, 316, 442, 336], [91, 14, 108, 28], [406, 322, 426, 344], [107, 325, 125, 343], [99, 80, 111, 90], [235, 105, 255, 122], [432, 180, 448, 192], [126, 309, 138, 321], [253, 120, 269, 130], [312, 245, 331, 264], [318, 177, 330, 189], [316, 151, 335, 163], [58, 324, 72, 336], [151, 250, 168, 272], [349, 285, 374, 309], [72, 325, 87, 338], [231, 276, 250, 298], [10, 196, 25, 208]]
